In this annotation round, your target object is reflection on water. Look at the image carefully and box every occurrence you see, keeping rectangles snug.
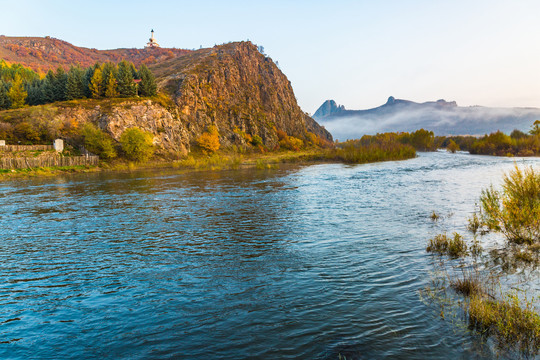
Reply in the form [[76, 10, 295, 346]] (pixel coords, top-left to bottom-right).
[[0, 152, 539, 359]]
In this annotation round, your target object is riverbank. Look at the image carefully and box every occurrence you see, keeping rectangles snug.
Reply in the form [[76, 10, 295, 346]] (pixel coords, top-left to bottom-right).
[[0, 145, 417, 180]]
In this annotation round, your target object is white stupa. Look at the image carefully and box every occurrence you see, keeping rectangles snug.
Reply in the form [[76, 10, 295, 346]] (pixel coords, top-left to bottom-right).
[[146, 29, 160, 48]]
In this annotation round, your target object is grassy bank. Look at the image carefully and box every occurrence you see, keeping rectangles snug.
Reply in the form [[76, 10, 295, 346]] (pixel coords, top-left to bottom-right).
[[0, 144, 418, 180]]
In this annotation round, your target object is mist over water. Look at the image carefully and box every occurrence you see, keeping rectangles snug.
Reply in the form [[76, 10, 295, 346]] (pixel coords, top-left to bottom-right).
[[0, 153, 539, 359], [319, 106, 540, 140]]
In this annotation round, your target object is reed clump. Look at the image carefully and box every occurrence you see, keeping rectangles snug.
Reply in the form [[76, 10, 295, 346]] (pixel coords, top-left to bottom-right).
[[426, 232, 468, 258], [468, 293, 540, 356]]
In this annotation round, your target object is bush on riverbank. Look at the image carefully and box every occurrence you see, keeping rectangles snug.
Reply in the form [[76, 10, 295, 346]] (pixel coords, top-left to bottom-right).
[[479, 165, 540, 246], [120, 127, 155, 162]]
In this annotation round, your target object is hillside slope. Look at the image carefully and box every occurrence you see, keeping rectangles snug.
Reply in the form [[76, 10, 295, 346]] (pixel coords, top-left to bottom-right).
[[0, 41, 331, 157], [0, 36, 190, 73], [315, 97, 540, 139]]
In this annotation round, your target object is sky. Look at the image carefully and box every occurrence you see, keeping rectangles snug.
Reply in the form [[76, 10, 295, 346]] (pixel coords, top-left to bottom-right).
[[2, 0, 540, 113]]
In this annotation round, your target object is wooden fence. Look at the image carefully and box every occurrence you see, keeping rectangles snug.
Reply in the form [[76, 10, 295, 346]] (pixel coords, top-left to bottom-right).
[[0, 156, 99, 170], [0, 145, 55, 152]]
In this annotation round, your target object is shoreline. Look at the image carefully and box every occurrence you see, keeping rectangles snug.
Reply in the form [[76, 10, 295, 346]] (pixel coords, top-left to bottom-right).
[[0, 149, 416, 181]]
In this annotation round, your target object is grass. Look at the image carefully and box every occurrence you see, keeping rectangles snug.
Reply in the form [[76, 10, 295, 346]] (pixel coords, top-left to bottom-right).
[[0, 145, 418, 181], [426, 232, 468, 258], [468, 293, 540, 357], [0, 165, 98, 178], [450, 269, 484, 297]]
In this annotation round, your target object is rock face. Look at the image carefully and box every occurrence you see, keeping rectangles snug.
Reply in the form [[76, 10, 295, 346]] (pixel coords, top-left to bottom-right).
[[150, 41, 332, 149]]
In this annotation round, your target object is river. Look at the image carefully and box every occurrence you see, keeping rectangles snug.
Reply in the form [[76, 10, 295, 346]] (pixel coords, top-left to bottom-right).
[[0, 152, 539, 359]]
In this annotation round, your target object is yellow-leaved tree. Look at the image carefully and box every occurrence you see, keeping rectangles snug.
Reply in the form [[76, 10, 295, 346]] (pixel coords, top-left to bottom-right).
[[7, 74, 27, 109], [197, 125, 220, 154]]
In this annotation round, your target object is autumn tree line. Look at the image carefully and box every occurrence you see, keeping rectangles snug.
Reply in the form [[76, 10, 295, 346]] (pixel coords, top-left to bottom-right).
[[0, 60, 157, 110]]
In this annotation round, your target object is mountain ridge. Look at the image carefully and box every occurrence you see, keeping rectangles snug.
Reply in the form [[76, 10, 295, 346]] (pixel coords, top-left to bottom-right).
[[314, 97, 540, 139]]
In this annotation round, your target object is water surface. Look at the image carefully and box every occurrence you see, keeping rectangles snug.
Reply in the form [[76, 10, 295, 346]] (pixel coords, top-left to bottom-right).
[[1, 152, 539, 359]]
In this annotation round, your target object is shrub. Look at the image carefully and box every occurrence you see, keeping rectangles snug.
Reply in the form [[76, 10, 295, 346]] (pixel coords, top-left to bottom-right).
[[468, 293, 540, 356], [426, 232, 468, 258], [81, 123, 116, 159], [120, 127, 154, 162], [279, 135, 304, 151], [251, 134, 263, 147], [447, 139, 460, 153], [196, 125, 220, 154], [480, 166, 540, 245]]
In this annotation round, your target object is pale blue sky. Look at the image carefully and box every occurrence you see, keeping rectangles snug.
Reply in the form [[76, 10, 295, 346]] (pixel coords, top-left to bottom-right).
[[3, 0, 540, 112]]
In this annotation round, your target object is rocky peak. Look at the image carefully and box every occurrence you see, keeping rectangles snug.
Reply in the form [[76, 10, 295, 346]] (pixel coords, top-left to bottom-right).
[[313, 100, 345, 119], [151, 41, 332, 149]]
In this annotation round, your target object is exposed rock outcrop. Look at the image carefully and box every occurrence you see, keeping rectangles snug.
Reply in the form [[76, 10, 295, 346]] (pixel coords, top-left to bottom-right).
[[151, 41, 332, 149]]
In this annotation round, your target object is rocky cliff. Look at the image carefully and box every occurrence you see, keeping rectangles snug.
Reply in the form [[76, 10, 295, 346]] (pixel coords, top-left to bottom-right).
[[0, 41, 332, 156], [150, 41, 332, 149]]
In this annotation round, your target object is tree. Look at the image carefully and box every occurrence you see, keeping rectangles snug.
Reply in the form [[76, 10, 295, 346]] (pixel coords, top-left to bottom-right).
[[116, 60, 136, 97], [105, 73, 118, 98], [138, 64, 157, 96], [7, 74, 27, 108], [120, 127, 155, 162], [43, 70, 56, 103], [447, 139, 460, 153], [89, 67, 103, 98], [25, 79, 45, 106], [66, 66, 86, 100], [0, 80, 11, 109], [81, 123, 117, 159], [530, 120, 540, 136], [196, 125, 220, 153], [53, 66, 68, 101]]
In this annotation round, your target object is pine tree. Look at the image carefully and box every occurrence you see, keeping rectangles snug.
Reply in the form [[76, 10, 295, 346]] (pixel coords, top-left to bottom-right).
[[66, 66, 86, 100], [116, 60, 136, 97], [105, 73, 118, 98], [43, 70, 55, 103], [0, 80, 11, 109], [53, 66, 68, 101], [25, 79, 45, 106], [89, 67, 103, 98], [101, 62, 116, 91], [7, 74, 27, 108], [138, 64, 157, 96]]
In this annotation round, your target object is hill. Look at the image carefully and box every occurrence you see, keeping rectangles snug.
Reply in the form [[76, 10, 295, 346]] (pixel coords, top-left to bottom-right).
[[0, 40, 331, 158], [0, 35, 191, 73], [314, 96, 540, 140]]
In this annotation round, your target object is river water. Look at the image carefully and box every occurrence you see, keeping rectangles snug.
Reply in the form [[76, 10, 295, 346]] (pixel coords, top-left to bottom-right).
[[0, 152, 539, 359]]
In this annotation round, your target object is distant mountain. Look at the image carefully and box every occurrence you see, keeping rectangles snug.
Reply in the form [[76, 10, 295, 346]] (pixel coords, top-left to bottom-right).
[[0, 36, 191, 73], [314, 96, 540, 139]]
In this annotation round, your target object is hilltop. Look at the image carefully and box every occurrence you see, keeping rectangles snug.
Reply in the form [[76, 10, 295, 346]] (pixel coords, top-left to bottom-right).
[[314, 97, 540, 139], [0, 35, 191, 73]]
